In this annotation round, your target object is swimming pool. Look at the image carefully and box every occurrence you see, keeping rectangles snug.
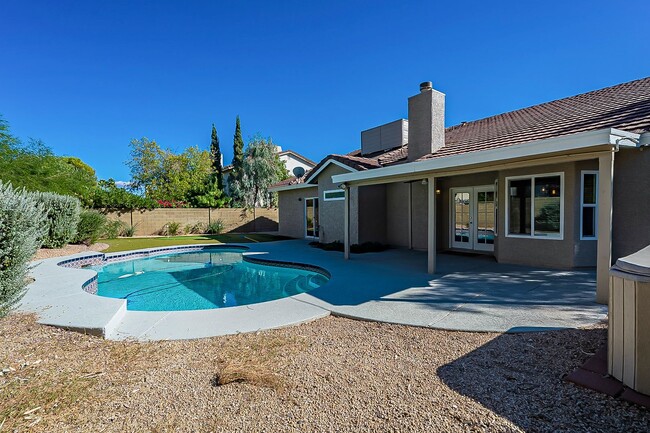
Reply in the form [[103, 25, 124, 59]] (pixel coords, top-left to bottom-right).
[[88, 249, 329, 311]]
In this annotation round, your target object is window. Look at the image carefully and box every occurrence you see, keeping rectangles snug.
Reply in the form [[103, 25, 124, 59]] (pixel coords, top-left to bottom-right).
[[580, 171, 598, 240], [323, 189, 345, 201], [506, 173, 563, 239]]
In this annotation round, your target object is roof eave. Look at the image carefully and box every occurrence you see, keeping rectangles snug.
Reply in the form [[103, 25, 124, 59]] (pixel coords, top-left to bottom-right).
[[303, 158, 358, 184], [268, 183, 317, 193], [333, 128, 640, 186]]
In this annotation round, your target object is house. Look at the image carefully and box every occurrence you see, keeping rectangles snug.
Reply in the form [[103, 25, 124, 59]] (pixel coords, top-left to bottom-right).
[[269, 77, 650, 303], [222, 146, 316, 197]]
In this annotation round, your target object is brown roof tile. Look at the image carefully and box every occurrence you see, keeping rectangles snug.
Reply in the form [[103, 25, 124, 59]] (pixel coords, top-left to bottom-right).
[[270, 154, 379, 188], [419, 76, 650, 160], [274, 77, 650, 188]]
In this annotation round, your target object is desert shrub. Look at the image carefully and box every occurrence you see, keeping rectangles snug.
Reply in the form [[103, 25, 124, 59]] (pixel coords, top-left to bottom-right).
[[206, 219, 224, 235], [74, 209, 106, 245], [309, 241, 389, 254], [103, 220, 125, 239], [121, 223, 138, 237], [189, 221, 206, 234], [162, 221, 181, 236], [183, 222, 204, 235], [32, 191, 81, 248], [309, 241, 343, 252], [0, 181, 47, 317]]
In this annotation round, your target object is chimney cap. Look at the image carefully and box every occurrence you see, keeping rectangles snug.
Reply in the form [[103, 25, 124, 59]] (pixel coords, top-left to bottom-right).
[[420, 81, 433, 92]]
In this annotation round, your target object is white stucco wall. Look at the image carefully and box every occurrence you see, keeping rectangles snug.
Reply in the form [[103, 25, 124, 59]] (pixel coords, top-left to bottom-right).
[[280, 154, 313, 178]]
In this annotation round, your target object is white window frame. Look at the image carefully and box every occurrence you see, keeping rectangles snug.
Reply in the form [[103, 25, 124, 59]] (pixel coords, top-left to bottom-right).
[[304, 197, 319, 239], [323, 189, 345, 201], [580, 170, 598, 240], [505, 172, 564, 241]]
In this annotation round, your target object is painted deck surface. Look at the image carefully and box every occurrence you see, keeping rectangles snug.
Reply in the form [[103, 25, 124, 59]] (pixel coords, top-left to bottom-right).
[[20, 240, 606, 340]]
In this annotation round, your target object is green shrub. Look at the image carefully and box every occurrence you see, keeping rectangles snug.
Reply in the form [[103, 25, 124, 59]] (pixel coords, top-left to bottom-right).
[[308, 241, 390, 254], [206, 219, 224, 235], [103, 220, 125, 239], [0, 181, 47, 317], [162, 221, 181, 236], [189, 221, 206, 234], [32, 191, 81, 248], [121, 223, 138, 237], [74, 209, 106, 245]]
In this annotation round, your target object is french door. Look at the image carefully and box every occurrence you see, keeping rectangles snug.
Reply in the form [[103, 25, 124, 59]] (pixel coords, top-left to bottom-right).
[[305, 197, 319, 239], [450, 186, 495, 252]]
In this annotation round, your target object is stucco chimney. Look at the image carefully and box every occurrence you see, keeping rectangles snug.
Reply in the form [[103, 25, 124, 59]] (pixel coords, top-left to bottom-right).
[[407, 81, 445, 161]]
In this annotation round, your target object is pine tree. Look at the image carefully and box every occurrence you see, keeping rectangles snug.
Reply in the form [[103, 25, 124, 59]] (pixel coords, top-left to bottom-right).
[[229, 115, 245, 203], [210, 124, 223, 189], [232, 115, 244, 177]]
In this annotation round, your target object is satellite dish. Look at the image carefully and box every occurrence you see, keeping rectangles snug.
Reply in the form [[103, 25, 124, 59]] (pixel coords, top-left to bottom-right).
[[293, 166, 305, 177]]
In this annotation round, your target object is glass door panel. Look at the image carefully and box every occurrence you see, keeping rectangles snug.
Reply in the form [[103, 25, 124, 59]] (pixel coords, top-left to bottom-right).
[[475, 189, 495, 251], [305, 198, 319, 238], [452, 190, 472, 249]]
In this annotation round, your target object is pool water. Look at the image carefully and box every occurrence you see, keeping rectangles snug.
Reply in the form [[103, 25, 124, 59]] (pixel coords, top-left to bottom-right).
[[88, 250, 329, 311]]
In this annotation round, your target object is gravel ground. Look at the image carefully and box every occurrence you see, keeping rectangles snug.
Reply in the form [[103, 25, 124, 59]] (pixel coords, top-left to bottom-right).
[[1, 314, 647, 432], [32, 243, 109, 261]]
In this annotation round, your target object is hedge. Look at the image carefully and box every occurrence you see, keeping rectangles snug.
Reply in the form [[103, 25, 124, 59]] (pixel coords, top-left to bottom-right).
[[33, 191, 81, 248], [0, 181, 47, 317], [74, 209, 107, 246]]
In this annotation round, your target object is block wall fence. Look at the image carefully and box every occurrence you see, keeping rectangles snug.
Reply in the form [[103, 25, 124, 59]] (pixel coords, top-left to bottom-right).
[[105, 208, 278, 236]]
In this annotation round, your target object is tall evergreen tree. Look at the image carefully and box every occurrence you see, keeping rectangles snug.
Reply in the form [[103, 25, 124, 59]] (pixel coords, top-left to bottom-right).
[[232, 115, 244, 176], [210, 124, 223, 189], [229, 115, 245, 203]]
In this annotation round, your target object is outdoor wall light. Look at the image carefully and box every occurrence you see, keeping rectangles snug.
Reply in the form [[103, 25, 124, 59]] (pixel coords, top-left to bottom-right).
[[337, 183, 347, 190], [435, 189, 441, 194]]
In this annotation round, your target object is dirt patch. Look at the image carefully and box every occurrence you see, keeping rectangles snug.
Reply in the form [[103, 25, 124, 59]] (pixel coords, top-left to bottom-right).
[[32, 243, 109, 261], [0, 314, 647, 432]]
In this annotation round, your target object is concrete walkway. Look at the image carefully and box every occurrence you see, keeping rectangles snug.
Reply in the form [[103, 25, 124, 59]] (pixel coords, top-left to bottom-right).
[[20, 240, 606, 340]]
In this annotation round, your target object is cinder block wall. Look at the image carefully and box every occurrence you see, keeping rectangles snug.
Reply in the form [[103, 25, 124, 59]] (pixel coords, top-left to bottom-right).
[[104, 208, 278, 236]]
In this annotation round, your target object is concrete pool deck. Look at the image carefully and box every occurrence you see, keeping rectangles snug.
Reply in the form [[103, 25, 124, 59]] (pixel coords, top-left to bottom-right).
[[20, 240, 607, 340]]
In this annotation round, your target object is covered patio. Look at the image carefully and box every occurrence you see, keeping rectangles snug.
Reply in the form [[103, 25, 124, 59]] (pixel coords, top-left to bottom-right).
[[253, 240, 606, 333], [333, 128, 634, 305]]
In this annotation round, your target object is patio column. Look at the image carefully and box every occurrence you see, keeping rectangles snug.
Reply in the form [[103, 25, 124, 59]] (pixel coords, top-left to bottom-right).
[[344, 184, 350, 260], [596, 151, 615, 304], [427, 176, 436, 274]]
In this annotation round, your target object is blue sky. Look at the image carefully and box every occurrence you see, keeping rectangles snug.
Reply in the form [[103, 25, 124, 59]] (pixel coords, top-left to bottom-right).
[[2, 0, 649, 181]]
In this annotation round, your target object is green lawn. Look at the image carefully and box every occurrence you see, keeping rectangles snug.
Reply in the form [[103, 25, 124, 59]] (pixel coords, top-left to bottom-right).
[[101, 233, 289, 253]]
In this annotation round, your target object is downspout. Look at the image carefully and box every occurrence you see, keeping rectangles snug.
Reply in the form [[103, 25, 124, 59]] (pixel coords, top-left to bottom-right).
[[408, 182, 413, 249]]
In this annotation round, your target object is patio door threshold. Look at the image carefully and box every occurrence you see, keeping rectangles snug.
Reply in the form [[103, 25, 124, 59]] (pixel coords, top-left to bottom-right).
[[444, 248, 494, 257]]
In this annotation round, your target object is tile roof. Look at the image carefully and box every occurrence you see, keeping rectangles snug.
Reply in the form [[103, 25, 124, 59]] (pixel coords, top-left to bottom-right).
[[270, 154, 380, 188], [419, 76, 650, 160], [273, 76, 650, 188], [272, 175, 307, 187]]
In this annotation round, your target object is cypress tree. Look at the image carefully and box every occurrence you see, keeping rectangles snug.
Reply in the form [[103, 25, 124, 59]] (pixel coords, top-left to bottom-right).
[[232, 115, 244, 181], [210, 124, 223, 189]]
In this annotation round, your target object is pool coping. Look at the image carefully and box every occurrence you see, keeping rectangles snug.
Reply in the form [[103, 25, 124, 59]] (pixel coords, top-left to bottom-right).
[[21, 244, 331, 340], [21, 239, 607, 340]]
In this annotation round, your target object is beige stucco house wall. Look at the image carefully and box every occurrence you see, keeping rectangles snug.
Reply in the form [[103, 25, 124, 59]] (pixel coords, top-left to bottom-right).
[[277, 186, 317, 239], [613, 148, 650, 261], [317, 164, 359, 244]]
